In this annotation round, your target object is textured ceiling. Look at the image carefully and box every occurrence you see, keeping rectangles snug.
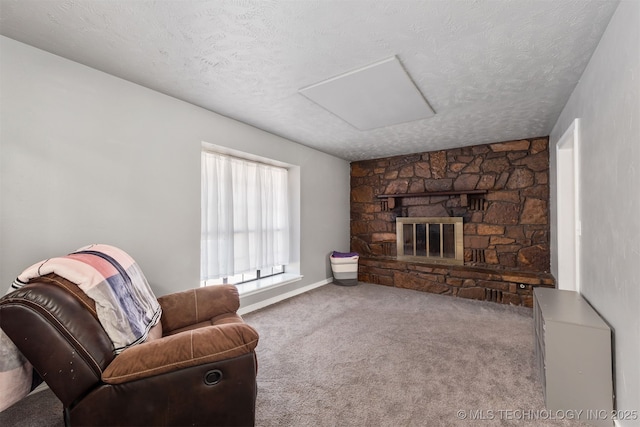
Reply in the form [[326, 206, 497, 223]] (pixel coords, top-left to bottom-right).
[[0, 0, 620, 161]]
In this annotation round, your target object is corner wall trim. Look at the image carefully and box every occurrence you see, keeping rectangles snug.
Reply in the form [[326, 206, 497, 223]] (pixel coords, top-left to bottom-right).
[[238, 278, 333, 315]]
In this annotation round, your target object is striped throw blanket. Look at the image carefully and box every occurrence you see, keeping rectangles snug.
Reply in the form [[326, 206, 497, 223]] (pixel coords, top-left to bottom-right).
[[0, 244, 161, 411]]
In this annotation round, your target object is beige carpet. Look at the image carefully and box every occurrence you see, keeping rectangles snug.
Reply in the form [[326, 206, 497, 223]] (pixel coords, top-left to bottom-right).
[[0, 282, 593, 426], [246, 282, 592, 427]]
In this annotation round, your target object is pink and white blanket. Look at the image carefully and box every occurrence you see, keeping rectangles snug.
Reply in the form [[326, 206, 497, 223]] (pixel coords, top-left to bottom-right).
[[0, 244, 161, 412]]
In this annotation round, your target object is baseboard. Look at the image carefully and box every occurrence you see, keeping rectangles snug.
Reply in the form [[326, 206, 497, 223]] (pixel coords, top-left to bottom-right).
[[614, 420, 626, 427], [238, 278, 332, 315]]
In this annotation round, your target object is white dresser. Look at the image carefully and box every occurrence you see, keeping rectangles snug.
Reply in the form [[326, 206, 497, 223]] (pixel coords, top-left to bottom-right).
[[533, 287, 614, 427]]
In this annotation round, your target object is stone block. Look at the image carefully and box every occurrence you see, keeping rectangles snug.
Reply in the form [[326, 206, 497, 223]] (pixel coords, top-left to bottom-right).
[[376, 275, 395, 286], [415, 162, 431, 178], [501, 293, 522, 305], [447, 197, 462, 208], [375, 212, 396, 222], [522, 185, 549, 200], [535, 172, 548, 185], [351, 237, 370, 256], [369, 244, 387, 256], [515, 152, 549, 172], [465, 235, 490, 249], [486, 191, 520, 203], [482, 157, 510, 173], [351, 163, 370, 177], [453, 174, 480, 191], [446, 277, 464, 287], [500, 274, 541, 285], [507, 152, 528, 161], [484, 249, 499, 264], [495, 244, 521, 253], [478, 280, 510, 291], [351, 202, 376, 214], [484, 202, 520, 225], [364, 266, 395, 278], [477, 224, 505, 235], [408, 180, 425, 193], [494, 172, 510, 189], [393, 271, 449, 294], [351, 185, 374, 202], [490, 236, 515, 245], [407, 204, 449, 217], [521, 198, 548, 224], [464, 223, 477, 234], [490, 140, 531, 152], [498, 253, 517, 267], [476, 174, 496, 190], [390, 154, 420, 167], [385, 170, 399, 180], [531, 138, 548, 154], [462, 279, 476, 287], [518, 245, 549, 271], [506, 168, 535, 189], [430, 151, 447, 179], [541, 277, 555, 286], [417, 272, 445, 283], [505, 226, 525, 240], [451, 269, 501, 281], [371, 232, 396, 242], [450, 163, 467, 173], [424, 178, 453, 192], [471, 211, 484, 222], [457, 287, 486, 300], [399, 165, 414, 178], [385, 179, 409, 194], [368, 220, 390, 232], [456, 155, 475, 163], [358, 273, 374, 283], [351, 221, 368, 235], [472, 145, 490, 155], [462, 157, 483, 173]]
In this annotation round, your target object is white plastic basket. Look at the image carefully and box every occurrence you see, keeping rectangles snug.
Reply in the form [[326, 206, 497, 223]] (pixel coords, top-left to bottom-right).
[[330, 252, 359, 285]]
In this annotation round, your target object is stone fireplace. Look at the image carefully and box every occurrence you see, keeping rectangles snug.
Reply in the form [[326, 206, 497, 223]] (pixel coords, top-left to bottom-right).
[[350, 137, 555, 307]]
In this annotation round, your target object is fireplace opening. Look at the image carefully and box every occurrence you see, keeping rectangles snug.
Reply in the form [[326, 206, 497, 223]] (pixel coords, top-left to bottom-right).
[[396, 217, 464, 265]]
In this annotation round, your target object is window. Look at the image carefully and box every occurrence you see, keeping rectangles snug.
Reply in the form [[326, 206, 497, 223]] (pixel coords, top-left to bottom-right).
[[201, 151, 289, 285]]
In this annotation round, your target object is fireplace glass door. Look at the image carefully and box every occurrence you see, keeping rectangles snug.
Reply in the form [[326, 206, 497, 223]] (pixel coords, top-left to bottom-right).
[[397, 217, 463, 265]]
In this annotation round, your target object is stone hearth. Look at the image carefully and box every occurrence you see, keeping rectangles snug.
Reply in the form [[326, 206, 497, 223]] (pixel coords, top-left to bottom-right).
[[350, 137, 554, 307]]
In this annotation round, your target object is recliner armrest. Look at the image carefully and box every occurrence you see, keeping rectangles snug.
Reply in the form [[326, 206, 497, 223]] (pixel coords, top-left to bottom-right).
[[102, 322, 258, 384], [158, 285, 240, 333]]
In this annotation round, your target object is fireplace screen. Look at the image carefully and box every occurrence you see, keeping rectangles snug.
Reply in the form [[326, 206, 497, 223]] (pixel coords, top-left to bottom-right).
[[396, 217, 464, 265]]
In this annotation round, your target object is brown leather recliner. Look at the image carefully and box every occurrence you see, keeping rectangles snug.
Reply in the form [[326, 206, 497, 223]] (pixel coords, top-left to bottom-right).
[[0, 273, 259, 426]]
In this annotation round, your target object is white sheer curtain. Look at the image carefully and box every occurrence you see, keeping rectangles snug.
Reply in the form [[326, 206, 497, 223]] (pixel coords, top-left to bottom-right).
[[201, 151, 289, 281]]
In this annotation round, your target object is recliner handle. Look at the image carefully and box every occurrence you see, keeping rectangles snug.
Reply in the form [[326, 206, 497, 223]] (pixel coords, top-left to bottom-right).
[[204, 369, 223, 386]]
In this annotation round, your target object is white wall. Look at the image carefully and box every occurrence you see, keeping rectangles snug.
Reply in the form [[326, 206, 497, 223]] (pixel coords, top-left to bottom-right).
[[0, 36, 350, 301], [549, 1, 639, 423]]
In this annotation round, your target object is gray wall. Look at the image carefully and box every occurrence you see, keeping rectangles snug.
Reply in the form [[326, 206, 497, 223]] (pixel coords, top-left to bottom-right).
[[549, 1, 639, 422], [0, 36, 350, 300]]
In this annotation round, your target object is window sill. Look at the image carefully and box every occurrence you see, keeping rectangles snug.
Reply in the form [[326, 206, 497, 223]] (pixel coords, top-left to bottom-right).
[[236, 273, 303, 297]]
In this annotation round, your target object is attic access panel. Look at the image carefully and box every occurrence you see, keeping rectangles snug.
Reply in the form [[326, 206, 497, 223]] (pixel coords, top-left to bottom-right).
[[299, 56, 434, 131]]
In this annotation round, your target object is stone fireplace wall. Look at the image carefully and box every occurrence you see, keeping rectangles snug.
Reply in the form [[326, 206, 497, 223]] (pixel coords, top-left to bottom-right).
[[350, 137, 554, 307]]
